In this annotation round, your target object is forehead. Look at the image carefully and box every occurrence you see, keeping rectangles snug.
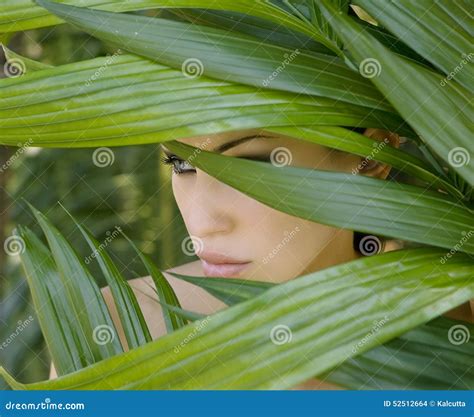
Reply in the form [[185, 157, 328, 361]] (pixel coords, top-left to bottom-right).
[[163, 129, 343, 169], [163, 128, 334, 160], [174, 129, 267, 151]]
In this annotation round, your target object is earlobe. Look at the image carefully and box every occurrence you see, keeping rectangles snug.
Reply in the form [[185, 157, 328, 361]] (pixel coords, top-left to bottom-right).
[[358, 128, 400, 179]]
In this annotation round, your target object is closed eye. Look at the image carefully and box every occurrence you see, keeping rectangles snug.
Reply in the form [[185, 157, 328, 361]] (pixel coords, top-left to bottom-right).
[[161, 154, 196, 174], [161, 149, 272, 175]]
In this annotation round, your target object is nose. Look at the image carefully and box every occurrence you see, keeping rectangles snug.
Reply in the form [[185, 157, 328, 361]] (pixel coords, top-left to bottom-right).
[[175, 169, 236, 239]]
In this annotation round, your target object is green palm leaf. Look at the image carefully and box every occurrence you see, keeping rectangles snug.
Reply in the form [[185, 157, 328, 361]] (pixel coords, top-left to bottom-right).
[[325, 317, 474, 389], [17, 226, 88, 376], [169, 8, 334, 55], [2, 248, 472, 389], [169, 274, 474, 389], [1, 0, 471, 393], [318, 0, 473, 186], [1, 49, 461, 198], [354, 0, 473, 92], [0, 54, 410, 147], [2, 44, 52, 72], [64, 207, 152, 349], [123, 234, 187, 333], [23, 204, 123, 369], [268, 126, 464, 199], [4, 0, 334, 52], [169, 272, 273, 305], [34, 0, 388, 110], [165, 141, 474, 254]]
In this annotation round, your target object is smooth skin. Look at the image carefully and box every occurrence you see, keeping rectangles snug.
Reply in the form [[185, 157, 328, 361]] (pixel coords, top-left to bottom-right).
[[51, 129, 473, 387]]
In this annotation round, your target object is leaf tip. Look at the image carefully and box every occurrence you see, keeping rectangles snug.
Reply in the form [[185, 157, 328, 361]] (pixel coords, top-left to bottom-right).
[[0, 366, 24, 390]]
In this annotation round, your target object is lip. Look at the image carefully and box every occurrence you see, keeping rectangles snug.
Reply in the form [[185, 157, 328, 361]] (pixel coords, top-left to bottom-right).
[[199, 252, 251, 278]]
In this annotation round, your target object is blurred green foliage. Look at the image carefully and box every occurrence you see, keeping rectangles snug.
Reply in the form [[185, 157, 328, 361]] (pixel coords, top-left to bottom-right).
[[0, 25, 190, 386]]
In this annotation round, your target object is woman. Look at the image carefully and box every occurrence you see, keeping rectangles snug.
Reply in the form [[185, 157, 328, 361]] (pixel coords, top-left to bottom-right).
[[51, 128, 473, 387], [112, 127, 394, 390]]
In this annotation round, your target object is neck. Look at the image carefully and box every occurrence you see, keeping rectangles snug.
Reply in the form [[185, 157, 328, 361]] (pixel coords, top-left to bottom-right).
[[298, 230, 359, 278]]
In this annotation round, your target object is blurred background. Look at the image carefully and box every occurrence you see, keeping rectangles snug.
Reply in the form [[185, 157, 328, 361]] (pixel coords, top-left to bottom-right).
[[0, 7, 421, 388], [0, 21, 191, 386]]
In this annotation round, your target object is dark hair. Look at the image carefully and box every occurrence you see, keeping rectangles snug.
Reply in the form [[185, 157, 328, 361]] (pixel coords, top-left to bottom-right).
[[346, 127, 366, 134], [353, 232, 386, 254]]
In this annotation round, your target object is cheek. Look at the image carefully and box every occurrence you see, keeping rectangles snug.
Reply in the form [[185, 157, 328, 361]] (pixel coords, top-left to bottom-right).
[[283, 221, 337, 261], [171, 175, 191, 217], [251, 208, 341, 281], [257, 214, 335, 262], [225, 190, 337, 260], [331, 153, 361, 174]]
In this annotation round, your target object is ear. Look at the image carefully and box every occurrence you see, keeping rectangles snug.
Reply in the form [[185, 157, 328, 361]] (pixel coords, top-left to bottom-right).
[[357, 128, 400, 179]]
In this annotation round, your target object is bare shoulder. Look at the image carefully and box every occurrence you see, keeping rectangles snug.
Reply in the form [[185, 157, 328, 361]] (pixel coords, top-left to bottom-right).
[[101, 260, 226, 346], [127, 260, 227, 314], [51, 261, 224, 379], [100, 263, 340, 390]]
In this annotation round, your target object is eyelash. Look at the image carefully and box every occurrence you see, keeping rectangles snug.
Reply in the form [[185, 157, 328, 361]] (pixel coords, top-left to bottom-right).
[[161, 155, 196, 175], [161, 153, 272, 175]]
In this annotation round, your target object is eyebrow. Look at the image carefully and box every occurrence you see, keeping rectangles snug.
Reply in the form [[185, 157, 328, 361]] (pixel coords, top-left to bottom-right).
[[214, 134, 274, 153], [161, 134, 274, 155]]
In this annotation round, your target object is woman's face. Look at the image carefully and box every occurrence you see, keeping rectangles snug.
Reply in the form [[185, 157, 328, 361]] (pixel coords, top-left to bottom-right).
[[163, 129, 363, 283]]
